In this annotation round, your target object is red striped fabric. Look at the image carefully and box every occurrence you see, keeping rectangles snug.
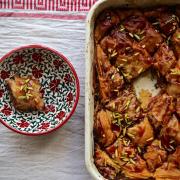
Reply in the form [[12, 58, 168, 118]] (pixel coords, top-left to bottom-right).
[[0, 0, 97, 11]]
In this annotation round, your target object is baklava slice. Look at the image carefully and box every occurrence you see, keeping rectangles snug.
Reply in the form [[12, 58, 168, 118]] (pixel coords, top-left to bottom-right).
[[154, 42, 177, 76], [94, 109, 121, 147], [154, 147, 180, 180], [95, 10, 120, 43], [122, 13, 163, 54], [144, 7, 179, 36], [105, 87, 142, 121], [143, 140, 167, 172], [96, 45, 124, 103], [6, 75, 44, 112], [105, 138, 152, 179], [148, 93, 175, 128], [127, 117, 154, 147], [94, 145, 121, 180], [115, 43, 152, 81]]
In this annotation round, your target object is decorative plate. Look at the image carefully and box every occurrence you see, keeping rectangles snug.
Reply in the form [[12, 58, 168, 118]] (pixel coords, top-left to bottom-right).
[[0, 45, 79, 135]]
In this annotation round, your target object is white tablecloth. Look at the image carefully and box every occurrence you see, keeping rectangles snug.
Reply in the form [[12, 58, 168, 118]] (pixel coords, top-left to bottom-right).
[[0, 2, 93, 179]]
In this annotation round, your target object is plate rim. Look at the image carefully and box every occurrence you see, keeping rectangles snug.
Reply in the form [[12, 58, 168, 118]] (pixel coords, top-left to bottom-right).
[[0, 44, 80, 136]]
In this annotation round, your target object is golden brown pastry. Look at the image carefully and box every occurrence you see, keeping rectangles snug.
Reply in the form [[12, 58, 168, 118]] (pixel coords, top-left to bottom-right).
[[93, 6, 180, 180], [154, 42, 177, 76], [148, 93, 175, 128], [144, 140, 167, 172], [95, 10, 120, 43], [105, 138, 153, 179], [96, 45, 124, 103], [6, 75, 44, 112], [94, 109, 120, 147], [94, 145, 121, 179], [127, 117, 154, 147], [144, 7, 179, 36], [105, 87, 141, 121], [161, 115, 180, 145], [115, 43, 152, 81], [123, 14, 163, 54]]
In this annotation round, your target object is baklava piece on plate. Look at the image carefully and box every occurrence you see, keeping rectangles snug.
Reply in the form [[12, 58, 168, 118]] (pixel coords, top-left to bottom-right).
[[6, 75, 44, 112]]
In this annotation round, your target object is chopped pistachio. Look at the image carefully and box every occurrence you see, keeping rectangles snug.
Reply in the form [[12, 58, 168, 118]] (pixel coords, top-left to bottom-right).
[[129, 154, 135, 158], [146, 137, 154, 142], [23, 84, 28, 92], [117, 119, 122, 126], [123, 127, 127, 136], [115, 149, 118, 158], [136, 106, 140, 112], [129, 32, 134, 38], [27, 86, 33, 90], [166, 36, 171, 45], [26, 93, 33, 97], [159, 141, 162, 149], [125, 100, 131, 110], [20, 86, 24, 91], [134, 34, 141, 41], [111, 74, 115, 80], [170, 68, 180, 75], [122, 157, 129, 162], [123, 139, 127, 146], [152, 21, 160, 25], [165, 15, 176, 25], [172, 26, 176, 30], [141, 36, 145, 40], [138, 68, 143, 74], [18, 96, 27, 100], [125, 47, 131, 50], [137, 146, 141, 153], [127, 133, 135, 139], [134, 52, 139, 56], [129, 158, 136, 164], [121, 58, 127, 62], [119, 24, 125, 31], [176, 33, 180, 39], [112, 120, 117, 124], [111, 50, 118, 57], [124, 113, 129, 120], [119, 64, 124, 67], [25, 79, 30, 83], [112, 102, 116, 110], [126, 120, 133, 126], [139, 30, 145, 35]]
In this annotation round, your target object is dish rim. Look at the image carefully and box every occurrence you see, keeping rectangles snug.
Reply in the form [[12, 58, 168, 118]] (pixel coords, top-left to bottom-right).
[[85, 0, 180, 179], [0, 44, 80, 136]]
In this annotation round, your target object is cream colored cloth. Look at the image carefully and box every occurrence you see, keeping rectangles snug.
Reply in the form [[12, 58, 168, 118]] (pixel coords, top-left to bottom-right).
[[0, 11, 91, 180]]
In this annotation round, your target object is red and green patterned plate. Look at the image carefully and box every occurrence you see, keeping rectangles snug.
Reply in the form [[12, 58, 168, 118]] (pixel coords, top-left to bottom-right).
[[0, 45, 79, 135]]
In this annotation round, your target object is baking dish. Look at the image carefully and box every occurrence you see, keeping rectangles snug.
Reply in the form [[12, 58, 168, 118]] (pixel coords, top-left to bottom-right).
[[85, 0, 180, 179]]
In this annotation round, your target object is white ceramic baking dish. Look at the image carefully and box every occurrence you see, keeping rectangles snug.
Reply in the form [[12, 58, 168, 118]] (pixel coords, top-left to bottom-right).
[[85, 0, 180, 179]]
